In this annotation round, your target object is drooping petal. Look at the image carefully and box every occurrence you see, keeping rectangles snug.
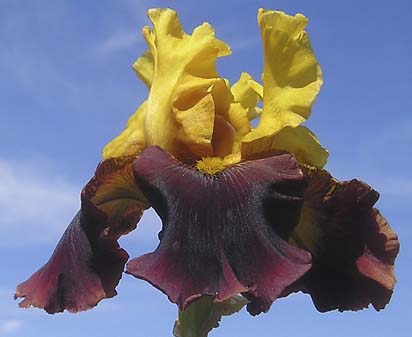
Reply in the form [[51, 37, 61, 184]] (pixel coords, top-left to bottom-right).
[[102, 101, 147, 159], [83, 156, 149, 238], [241, 9, 324, 162], [241, 126, 328, 168], [15, 157, 148, 313], [126, 146, 311, 316], [288, 166, 399, 312]]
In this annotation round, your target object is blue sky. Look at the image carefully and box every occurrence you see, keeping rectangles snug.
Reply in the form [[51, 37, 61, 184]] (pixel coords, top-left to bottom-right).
[[0, 0, 411, 336]]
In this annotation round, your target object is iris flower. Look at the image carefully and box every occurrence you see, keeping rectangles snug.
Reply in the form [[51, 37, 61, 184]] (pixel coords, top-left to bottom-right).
[[15, 8, 399, 335]]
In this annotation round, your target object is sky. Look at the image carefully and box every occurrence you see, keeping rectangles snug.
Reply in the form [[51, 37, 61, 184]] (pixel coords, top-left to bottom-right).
[[0, 0, 411, 336]]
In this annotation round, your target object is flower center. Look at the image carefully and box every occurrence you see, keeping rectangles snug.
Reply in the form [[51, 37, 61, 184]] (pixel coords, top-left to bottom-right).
[[195, 157, 226, 175]]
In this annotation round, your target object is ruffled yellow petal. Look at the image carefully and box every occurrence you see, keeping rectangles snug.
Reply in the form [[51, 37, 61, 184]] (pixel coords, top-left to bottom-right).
[[258, 9, 322, 127], [241, 126, 327, 168], [231, 72, 263, 120], [142, 8, 232, 159], [241, 9, 322, 150], [132, 50, 154, 87], [270, 126, 328, 168], [208, 80, 251, 160], [102, 101, 147, 159]]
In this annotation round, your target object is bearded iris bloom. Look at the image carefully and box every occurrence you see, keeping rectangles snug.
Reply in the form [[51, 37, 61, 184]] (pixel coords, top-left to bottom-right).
[[15, 7, 399, 332]]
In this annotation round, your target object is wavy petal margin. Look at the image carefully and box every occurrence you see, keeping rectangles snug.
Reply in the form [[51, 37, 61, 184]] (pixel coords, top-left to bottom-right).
[[105, 9, 251, 162], [126, 146, 311, 315], [231, 72, 263, 121], [242, 126, 328, 168], [245, 10, 322, 135], [288, 166, 399, 312], [15, 157, 148, 313], [141, 8, 231, 158]]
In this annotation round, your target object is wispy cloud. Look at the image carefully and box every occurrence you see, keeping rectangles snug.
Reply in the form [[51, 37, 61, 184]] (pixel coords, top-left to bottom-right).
[[0, 319, 22, 334], [97, 30, 141, 53], [0, 158, 79, 247]]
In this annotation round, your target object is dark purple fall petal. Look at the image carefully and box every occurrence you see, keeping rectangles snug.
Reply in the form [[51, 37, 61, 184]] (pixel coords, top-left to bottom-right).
[[288, 166, 399, 312], [15, 157, 148, 313], [127, 146, 312, 315]]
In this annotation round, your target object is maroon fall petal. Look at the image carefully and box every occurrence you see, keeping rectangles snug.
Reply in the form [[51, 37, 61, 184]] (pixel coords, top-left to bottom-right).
[[15, 157, 147, 314], [288, 167, 399, 312], [127, 146, 312, 315], [14, 204, 128, 313]]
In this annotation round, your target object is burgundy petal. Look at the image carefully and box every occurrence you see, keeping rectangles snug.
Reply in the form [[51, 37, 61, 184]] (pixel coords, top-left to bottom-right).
[[15, 157, 148, 313], [127, 146, 311, 315], [288, 167, 399, 312]]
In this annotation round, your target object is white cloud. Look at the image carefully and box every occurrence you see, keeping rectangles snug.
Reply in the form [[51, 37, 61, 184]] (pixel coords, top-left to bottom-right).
[[0, 158, 79, 247], [0, 320, 22, 334], [97, 30, 141, 53]]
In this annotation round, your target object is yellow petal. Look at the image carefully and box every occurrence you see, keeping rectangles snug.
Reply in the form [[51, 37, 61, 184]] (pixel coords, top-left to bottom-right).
[[142, 8, 231, 159], [208, 80, 251, 159], [85, 156, 149, 237], [242, 9, 322, 146], [174, 93, 215, 157], [132, 50, 154, 87], [102, 101, 147, 159], [241, 126, 328, 168], [231, 72, 263, 120]]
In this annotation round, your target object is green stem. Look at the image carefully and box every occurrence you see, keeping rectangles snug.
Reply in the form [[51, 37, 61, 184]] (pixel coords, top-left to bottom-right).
[[177, 297, 214, 337]]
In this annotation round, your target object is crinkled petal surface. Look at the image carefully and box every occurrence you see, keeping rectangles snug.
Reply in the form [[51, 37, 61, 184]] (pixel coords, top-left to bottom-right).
[[241, 10, 324, 162], [231, 72, 263, 121], [288, 166, 399, 312], [242, 126, 328, 168], [142, 8, 232, 159], [15, 157, 148, 313], [250, 9, 321, 132], [126, 146, 311, 315]]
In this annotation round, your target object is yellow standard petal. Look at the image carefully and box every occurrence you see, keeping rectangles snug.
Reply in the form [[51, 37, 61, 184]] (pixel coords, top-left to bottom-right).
[[132, 50, 154, 87], [103, 101, 147, 159], [142, 8, 232, 159], [257, 9, 322, 129], [240, 9, 326, 167], [231, 72, 263, 121]]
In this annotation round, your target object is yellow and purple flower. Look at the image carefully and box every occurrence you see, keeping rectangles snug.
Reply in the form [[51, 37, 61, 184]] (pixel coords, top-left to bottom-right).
[[15, 7, 399, 324]]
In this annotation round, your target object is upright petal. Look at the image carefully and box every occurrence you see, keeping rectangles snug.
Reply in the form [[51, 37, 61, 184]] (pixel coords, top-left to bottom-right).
[[288, 166, 399, 312], [103, 101, 147, 159], [231, 72, 263, 121], [209, 80, 251, 161], [259, 9, 321, 131], [133, 50, 154, 87], [15, 157, 148, 313], [241, 10, 324, 162], [142, 8, 232, 159], [127, 146, 311, 316]]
